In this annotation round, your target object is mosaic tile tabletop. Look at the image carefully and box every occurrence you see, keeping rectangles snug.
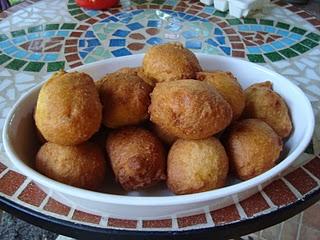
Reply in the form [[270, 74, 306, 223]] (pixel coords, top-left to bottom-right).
[[0, 0, 320, 238]]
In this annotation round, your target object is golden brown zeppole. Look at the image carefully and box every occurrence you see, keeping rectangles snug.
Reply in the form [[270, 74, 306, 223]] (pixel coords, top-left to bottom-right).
[[243, 81, 292, 138], [142, 42, 202, 83], [35, 71, 102, 145], [106, 127, 166, 191], [196, 71, 245, 121], [36, 142, 106, 190], [152, 123, 178, 146], [167, 138, 229, 194], [149, 79, 233, 139], [224, 119, 283, 180]]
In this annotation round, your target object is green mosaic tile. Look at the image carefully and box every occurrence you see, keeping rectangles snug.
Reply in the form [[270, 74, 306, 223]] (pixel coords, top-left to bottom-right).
[[279, 48, 299, 58], [61, 23, 77, 30], [0, 34, 8, 42], [45, 24, 60, 30], [24, 62, 45, 72], [290, 27, 307, 35], [6, 59, 27, 70], [131, 0, 148, 4], [213, 10, 227, 17], [275, 22, 290, 30], [101, 50, 112, 58], [68, 3, 79, 9], [226, 19, 242, 25], [47, 61, 65, 72], [291, 43, 310, 53], [152, 0, 165, 4], [243, 18, 257, 24], [0, 54, 11, 64], [247, 54, 265, 63], [28, 25, 43, 33], [300, 38, 318, 48], [69, 9, 83, 16], [97, 33, 107, 41], [306, 32, 320, 42], [264, 52, 284, 61], [11, 29, 26, 38], [84, 56, 98, 64], [75, 14, 90, 21], [68, 0, 75, 3], [92, 46, 105, 57], [259, 19, 274, 26]]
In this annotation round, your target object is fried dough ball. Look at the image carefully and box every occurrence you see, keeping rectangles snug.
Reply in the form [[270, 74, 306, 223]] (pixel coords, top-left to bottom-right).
[[142, 42, 202, 83], [167, 138, 229, 195], [225, 119, 283, 180], [35, 71, 102, 146], [152, 124, 178, 145], [243, 81, 292, 138], [98, 71, 153, 128], [149, 80, 233, 139], [106, 127, 166, 191], [196, 71, 245, 121], [36, 142, 106, 190], [116, 67, 156, 87]]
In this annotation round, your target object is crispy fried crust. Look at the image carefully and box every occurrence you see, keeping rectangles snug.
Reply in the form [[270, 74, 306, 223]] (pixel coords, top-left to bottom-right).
[[106, 127, 166, 191], [98, 70, 152, 128], [152, 123, 178, 145], [225, 119, 283, 180], [142, 42, 202, 83], [36, 142, 106, 190], [149, 79, 233, 139], [196, 71, 245, 121], [35, 71, 102, 146], [167, 137, 229, 195]]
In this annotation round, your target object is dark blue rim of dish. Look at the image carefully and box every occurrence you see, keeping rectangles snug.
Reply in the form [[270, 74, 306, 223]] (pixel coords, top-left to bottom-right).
[[0, 187, 319, 240]]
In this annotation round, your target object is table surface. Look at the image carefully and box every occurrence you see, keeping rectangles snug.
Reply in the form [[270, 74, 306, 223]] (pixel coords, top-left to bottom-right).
[[0, 0, 320, 239]]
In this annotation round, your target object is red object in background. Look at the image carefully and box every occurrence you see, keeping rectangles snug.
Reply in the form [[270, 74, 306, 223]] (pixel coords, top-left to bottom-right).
[[75, 0, 119, 10]]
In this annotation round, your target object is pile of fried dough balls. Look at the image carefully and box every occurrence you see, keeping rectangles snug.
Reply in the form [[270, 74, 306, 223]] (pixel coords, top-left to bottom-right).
[[34, 42, 292, 195]]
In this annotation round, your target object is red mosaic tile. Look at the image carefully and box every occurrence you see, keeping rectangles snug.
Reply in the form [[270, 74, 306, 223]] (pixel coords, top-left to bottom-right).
[[0, 162, 7, 174], [149, 4, 160, 9], [243, 39, 256, 46], [109, 8, 120, 14], [142, 219, 172, 228], [128, 42, 145, 51], [287, 5, 301, 12], [66, 53, 80, 62], [190, 5, 202, 11], [44, 198, 71, 216], [308, 18, 320, 27], [174, 6, 186, 12], [186, 9, 198, 14], [274, 0, 289, 7], [198, 12, 210, 18], [65, 39, 78, 45], [208, 16, 221, 23], [304, 157, 320, 180], [45, 44, 62, 52], [69, 62, 83, 68], [18, 182, 46, 207], [263, 179, 297, 206], [255, 39, 265, 45], [297, 11, 313, 19], [177, 2, 188, 7], [108, 218, 137, 228], [129, 33, 145, 40], [285, 168, 317, 195], [240, 193, 270, 217], [196, 1, 205, 7], [20, 42, 30, 50], [64, 46, 78, 53], [45, 41, 59, 48], [51, 37, 64, 41], [146, 28, 160, 35], [177, 213, 207, 228], [77, 25, 90, 31], [97, 13, 110, 19], [240, 31, 254, 36], [231, 43, 245, 49], [72, 210, 101, 224], [271, 34, 282, 39], [217, 22, 228, 28], [70, 31, 83, 38], [85, 18, 98, 25], [266, 37, 274, 43], [232, 50, 245, 58], [224, 28, 237, 34], [0, 170, 26, 196], [228, 36, 241, 41], [161, 5, 173, 10], [211, 205, 240, 225]]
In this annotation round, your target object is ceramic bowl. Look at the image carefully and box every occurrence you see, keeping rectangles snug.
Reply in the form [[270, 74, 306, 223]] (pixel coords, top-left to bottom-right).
[[3, 54, 314, 218]]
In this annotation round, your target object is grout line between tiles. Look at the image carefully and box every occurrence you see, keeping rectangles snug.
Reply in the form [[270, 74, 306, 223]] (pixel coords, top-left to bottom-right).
[[281, 177, 303, 199], [0, 167, 9, 179], [301, 166, 320, 184], [12, 177, 31, 199]]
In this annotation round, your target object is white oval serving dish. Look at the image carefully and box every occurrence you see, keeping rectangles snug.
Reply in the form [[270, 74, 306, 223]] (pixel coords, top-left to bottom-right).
[[3, 54, 314, 218]]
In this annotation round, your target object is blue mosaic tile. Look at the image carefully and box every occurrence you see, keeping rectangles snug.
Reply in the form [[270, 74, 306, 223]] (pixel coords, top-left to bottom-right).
[[214, 28, 223, 35], [178, 12, 186, 18], [44, 53, 59, 61], [85, 31, 95, 38], [12, 36, 27, 44], [165, 23, 182, 32], [43, 31, 56, 38], [215, 36, 225, 45], [281, 38, 295, 45], [220, 46, 231, 55], [289, 33, 303, 40], [85, 10, 98, 17], [182, 30, 199, 39], [79, 39, 85, 47], [238, 25, 250, 31], [83, 46, 95, 52], [120, 17, 132, 24], [189, 16, 201, 21], [250, 25, 264, 32], [56, 31, 70, 37], [113, 29, 130, 37], [184, 15, 195, 21], [147, 37, 163, 45], [247, 46, 262, 54], [3, 46, 18, 54], [116, 12, 132, 18], [206, 38, 218, 47], [27, 33, 41, 40], [109, 16, 120, 22], [0, 40, 13, 49], [271, 41, 286, 49], [13, 50, 28, 58], [203, 6, 215, 14], [79, 51, 88, 59], [277, 29, 290, 37], [261, 45, 275, 53], [148, 20, 161, 28], [111, 48, 132, 57], [131, 10, 144, 15], [27, 53, 43, 61], [109, 39, 126, 47], [126, 22, 144, 31], [87, 39, 101, 47], [186, 40, 202, 49], [264, 26, 277, 33]]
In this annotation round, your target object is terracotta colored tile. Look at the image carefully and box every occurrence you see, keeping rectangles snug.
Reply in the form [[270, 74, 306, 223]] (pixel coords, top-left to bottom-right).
[[285, 168, 317, 195], [198, 13, 210, 18], [196, 1, 205, 7], [18, 182, 46, 207], [97, 13, 110, 19], [217, 22, 228, 28], [149, 5, 160, 9], [129, 33, 145, 40], [307, 18, 320, 27], [72, 210, 101, 224], [174, 7, 186, 12], [228, 36, 241, 41], [297, 11, 312, 19], [161, 5, 173, 10], [255, 40, 265, 45], [0, 170, 26, 196], [108, 218, 137, 228], [109, 8, 120, 14], [208, 16, 221, 23], [177, 2, 188, 7], [243, 39, 256, 46], [0, 162, 7, 174], [271, 34, 282, 39], [287, 5, 301, 12], [263, 179, 296, 206], [146, 28, 159, 35], [240, 193, 270, 217], [240, 31, 254, 36], [177, 213, 207, 228], [190, 5, 202, 10], [299, 225, 320, 240], [186, 9, 197, 15], [211, 205, 240, 225], [128, 43, 145, 51], [232, 50, 245, 58], [44, 198, 71, 216], [70, 31, 83, 38], [51, 37, 64, 41], [302, 203, 320, 229], [65, 53, 80, 62], [224, 28, 237, 34], [256, 34, 264, 40], [65, 39, 78, 45], [266, 37, 274, 43], [86, 18, 98, 25], [64, 46, 78, 53], [304, 157, 320, 180], [231, 43, 244, 49], [77, 25, 90, 31], [45, 44, 62, 52], [45, 41, 59, 48], [20, 42, 30, 50], [70, 62, 83, 68], [142, 219, 172, 228]]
